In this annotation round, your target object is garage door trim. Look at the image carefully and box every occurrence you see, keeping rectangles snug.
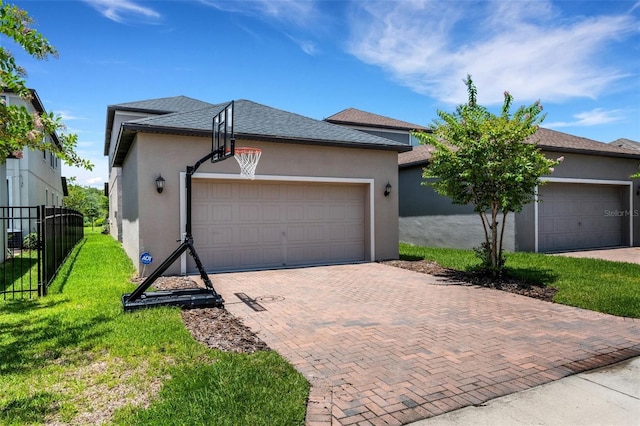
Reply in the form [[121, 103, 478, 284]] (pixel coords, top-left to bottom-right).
[[178, 172, 376, 274], [534, 177, 633, 252]]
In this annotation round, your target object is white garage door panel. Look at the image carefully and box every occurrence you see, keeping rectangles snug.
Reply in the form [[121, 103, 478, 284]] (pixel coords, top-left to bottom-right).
[[539, 183, 624, 252], [188, 180, 366, 272]]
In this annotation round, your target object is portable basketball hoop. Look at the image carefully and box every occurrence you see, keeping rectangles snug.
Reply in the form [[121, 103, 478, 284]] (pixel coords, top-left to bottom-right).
[[122, 101, 239, 312], [234, 147, 262, 179]]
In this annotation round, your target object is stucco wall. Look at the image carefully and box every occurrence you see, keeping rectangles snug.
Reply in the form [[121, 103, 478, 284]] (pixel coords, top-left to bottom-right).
[[108, 167, 122, 241], [400, 214, 515, 251], [360, 129, 410, 145], [399, 167, 476, 217], [398, 165, 515, 250], [546, 151, 640, 181], [120, 140, 141, 269], [124, 133, 400, 275]]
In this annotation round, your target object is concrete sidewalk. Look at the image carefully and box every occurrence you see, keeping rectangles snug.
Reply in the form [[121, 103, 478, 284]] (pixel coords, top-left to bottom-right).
[[553, 247, 640, 265], [411, 357, 640, 426]]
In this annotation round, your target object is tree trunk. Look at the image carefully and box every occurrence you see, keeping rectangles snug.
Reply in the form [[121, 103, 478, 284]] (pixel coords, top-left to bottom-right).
[[491, 204, 499, 276]]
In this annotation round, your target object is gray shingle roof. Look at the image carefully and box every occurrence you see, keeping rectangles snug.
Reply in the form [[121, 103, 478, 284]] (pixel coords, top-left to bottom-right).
[[109, 96, 215, 114], [531, 128, 640, 157], [399, 127, 640, 167], [398, 145, 437, 167], [325, 107, 428, 131], [110, 99, 411, 167], [610, 138, 640, 151]]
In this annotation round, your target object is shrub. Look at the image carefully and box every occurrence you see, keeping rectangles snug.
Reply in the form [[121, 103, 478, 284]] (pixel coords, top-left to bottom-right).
[[22, 232, 40, 250]]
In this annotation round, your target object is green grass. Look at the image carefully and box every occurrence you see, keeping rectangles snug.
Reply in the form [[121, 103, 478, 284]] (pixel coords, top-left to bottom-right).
[[400, 242, 640, 318], [1, 250, 39, 294], [0, 229, 308, 425]]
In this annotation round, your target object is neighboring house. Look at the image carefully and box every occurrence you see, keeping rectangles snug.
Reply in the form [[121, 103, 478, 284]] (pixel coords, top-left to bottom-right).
[[611, 138, 640, 151], [399, 128, 640, 253], [2, 89, 65, 241], [325, 107, 428, 146], [104, 97, 410, 276]]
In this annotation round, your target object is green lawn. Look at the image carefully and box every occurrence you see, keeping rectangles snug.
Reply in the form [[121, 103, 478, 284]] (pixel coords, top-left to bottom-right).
[[400, 242, 640, 318], [0, 229, 308, 425], [1, 250, 39, 295]]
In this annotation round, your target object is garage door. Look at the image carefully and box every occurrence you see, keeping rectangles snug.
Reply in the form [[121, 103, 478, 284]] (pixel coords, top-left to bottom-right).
[[538, 183, 625, 252], [189, 179, 366, 272]]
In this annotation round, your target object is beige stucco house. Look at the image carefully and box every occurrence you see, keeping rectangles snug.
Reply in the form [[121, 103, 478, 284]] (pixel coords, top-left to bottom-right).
[[104, 97, 410, 276]]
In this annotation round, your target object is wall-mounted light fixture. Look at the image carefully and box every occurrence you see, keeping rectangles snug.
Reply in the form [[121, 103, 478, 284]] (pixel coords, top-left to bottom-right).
[[384, 182, 392, 197], [155, 175, 165, 193]]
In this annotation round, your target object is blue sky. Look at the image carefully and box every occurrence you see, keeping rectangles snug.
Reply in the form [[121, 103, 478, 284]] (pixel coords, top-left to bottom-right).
[[8, 0, 640, 187]]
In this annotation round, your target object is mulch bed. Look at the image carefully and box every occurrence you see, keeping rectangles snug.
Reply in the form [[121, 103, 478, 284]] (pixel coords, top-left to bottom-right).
[[134, 276, 269, 354], [381, 259, 558, 302]]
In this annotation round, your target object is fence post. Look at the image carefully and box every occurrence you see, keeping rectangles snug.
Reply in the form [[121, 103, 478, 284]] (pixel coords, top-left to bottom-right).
[[37, 205, 45, 297]]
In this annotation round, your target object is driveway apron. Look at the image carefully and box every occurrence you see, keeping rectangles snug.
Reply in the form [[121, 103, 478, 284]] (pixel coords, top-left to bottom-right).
[[204, 263, 640, 426]]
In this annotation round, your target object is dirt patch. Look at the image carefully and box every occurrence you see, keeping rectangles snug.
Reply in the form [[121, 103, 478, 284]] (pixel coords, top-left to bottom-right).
[[381, 259, 558, 302], [45, 356, 167, 426]]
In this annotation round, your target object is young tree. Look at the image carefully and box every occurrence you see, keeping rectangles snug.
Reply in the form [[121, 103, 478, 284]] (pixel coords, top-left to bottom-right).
[[413, 76, 560, 277], [0, 1, 92, 168]]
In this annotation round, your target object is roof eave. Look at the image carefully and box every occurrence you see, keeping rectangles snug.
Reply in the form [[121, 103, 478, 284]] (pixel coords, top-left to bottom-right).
[[104, 106, 116, 156], [326, 119, 430, 133], [399, 159, 429, 168], [112, 123, 213, 167], [236, 132, 412, 152], [105, 105, 179, 156], [111, 123, 411, 166]]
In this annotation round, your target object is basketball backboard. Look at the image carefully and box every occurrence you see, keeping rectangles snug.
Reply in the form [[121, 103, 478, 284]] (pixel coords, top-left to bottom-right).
[[212, 101, 235, 163]]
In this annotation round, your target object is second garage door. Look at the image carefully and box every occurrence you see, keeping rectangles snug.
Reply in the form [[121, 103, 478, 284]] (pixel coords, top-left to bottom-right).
[[189, 179, 366, 272], [538, 183, 625, 252]]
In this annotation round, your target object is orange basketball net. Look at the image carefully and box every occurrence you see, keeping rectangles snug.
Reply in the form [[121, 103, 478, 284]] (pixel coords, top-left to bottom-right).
[[234, 147, 262, 179]]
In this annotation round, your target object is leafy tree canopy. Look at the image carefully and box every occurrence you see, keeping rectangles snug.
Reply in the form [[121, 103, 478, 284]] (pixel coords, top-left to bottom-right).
[[413, 75, 560, 276], [64, 181, 108, 228], [0, 1, 92, 169]]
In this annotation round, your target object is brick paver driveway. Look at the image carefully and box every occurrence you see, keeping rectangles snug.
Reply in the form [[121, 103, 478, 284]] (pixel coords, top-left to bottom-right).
[[205, 263, 640, 425]]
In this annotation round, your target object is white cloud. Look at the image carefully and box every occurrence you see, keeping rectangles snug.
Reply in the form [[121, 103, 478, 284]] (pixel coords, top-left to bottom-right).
[[545, 108, 626, 128], [198, 0, 323, 54], [87, 176, 105, 185], [83, 0, 162, 24], [346, 0, 639, 105], [57, 110, 84, 121], [286, 34, 319, 55], [198, 0, 317, 27]]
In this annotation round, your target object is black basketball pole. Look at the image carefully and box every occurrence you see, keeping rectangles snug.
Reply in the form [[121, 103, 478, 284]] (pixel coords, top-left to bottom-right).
[[122, 142, 235, 311], [124, 153, 211, 298]]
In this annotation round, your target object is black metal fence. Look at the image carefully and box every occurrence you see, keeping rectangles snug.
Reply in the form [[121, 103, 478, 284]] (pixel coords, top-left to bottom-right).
[[1, 206, 84, 300]]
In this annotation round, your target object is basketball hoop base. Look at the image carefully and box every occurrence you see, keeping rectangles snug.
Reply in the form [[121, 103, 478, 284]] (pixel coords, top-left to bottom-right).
[[122, 288, 223, 312]]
